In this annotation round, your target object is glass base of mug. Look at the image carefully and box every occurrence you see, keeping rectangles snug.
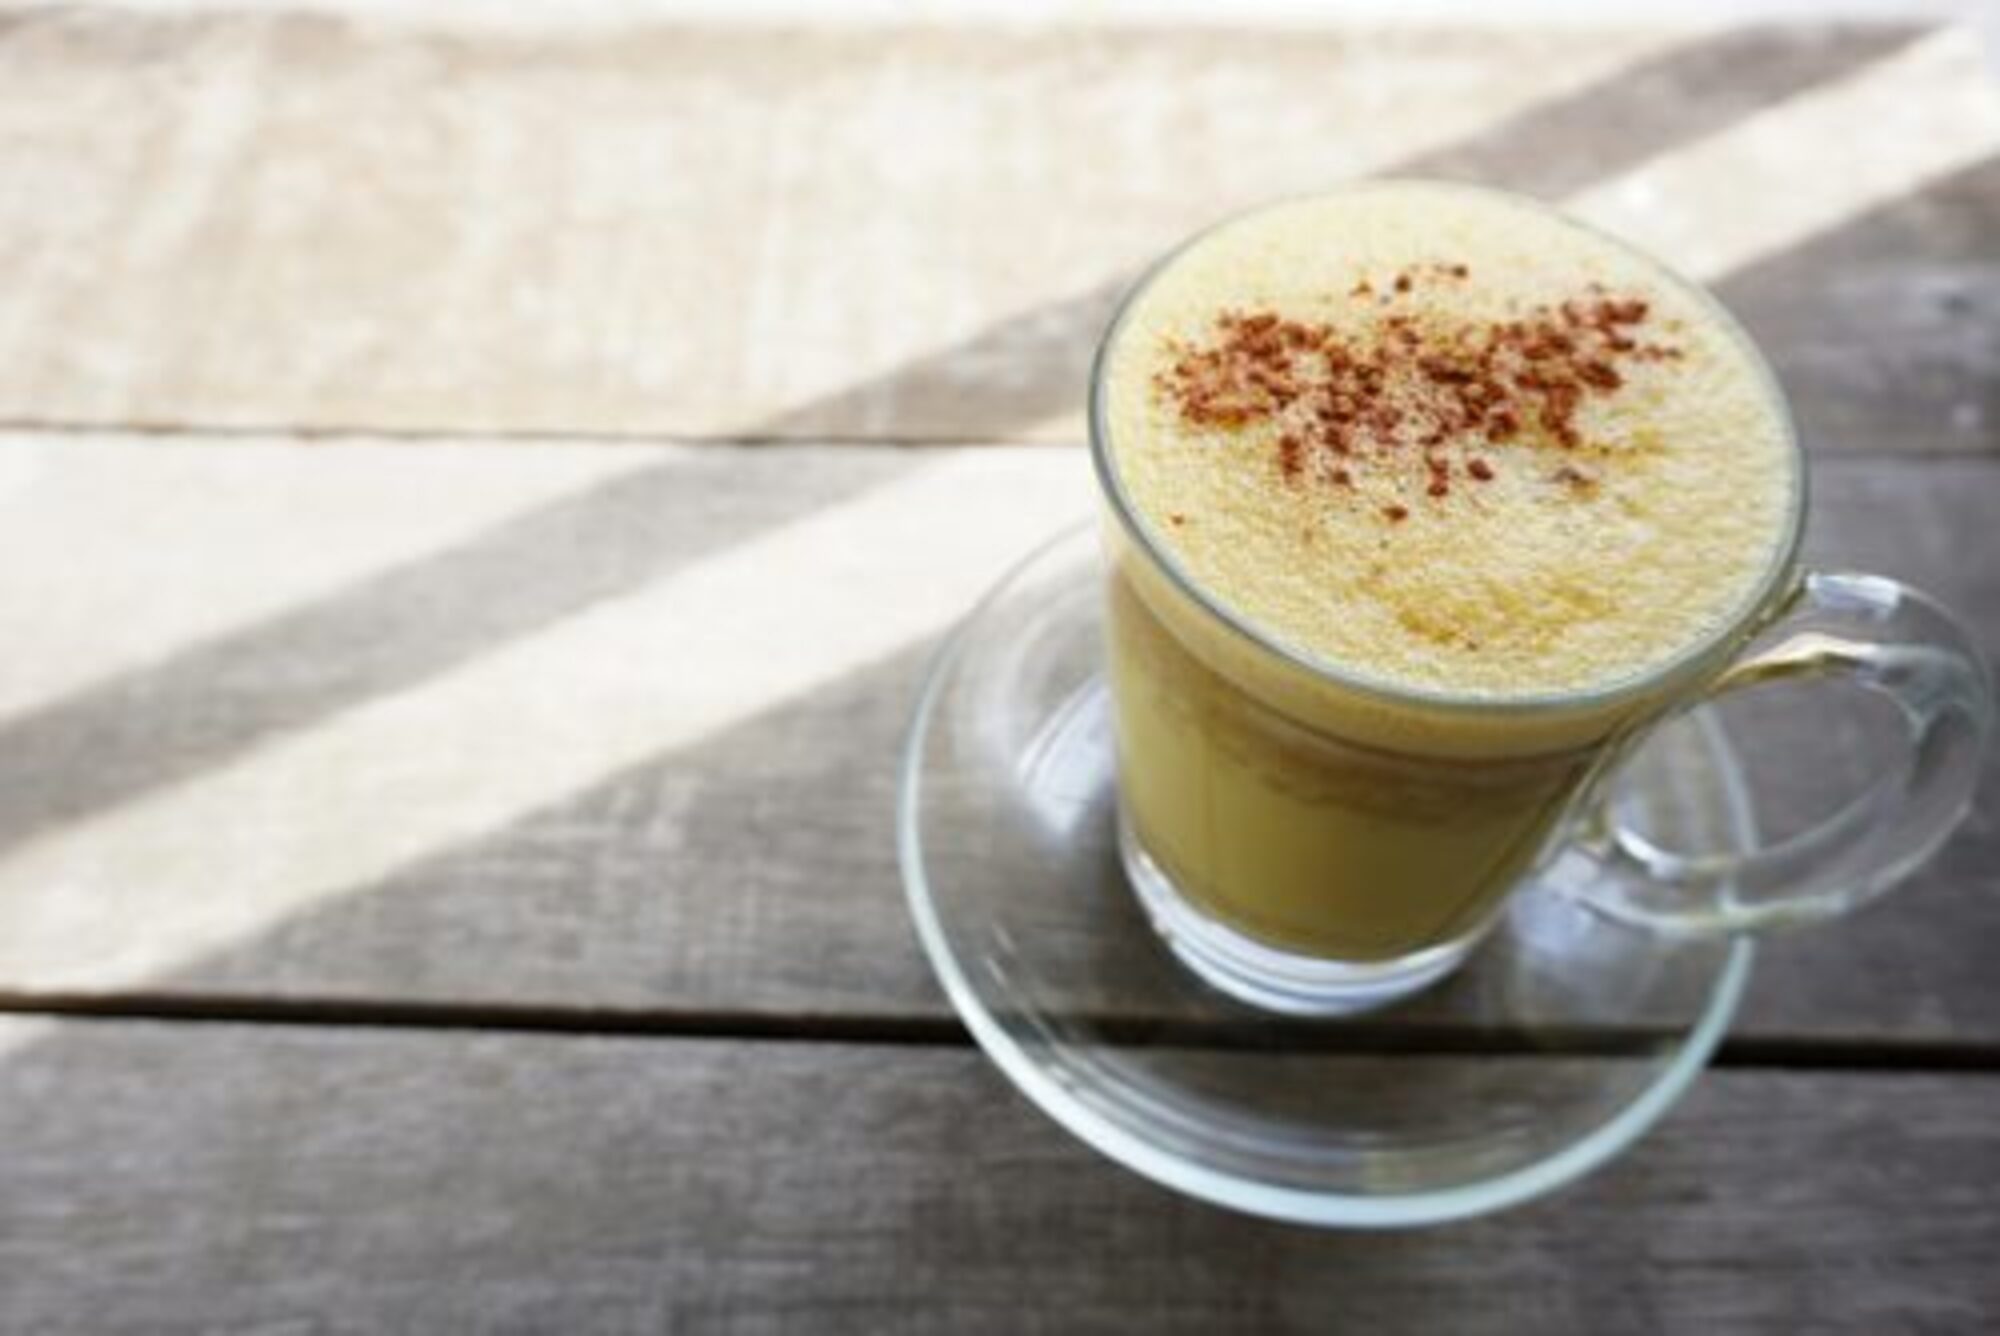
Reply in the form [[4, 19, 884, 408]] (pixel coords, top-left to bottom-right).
[[1118, 812, 1488, 1016]]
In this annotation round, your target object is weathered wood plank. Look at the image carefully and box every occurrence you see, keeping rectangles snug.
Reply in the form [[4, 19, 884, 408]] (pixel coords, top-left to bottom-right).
[[1, 11, 1993, 450], [0, 440, 1992, 1045], [1718, 153, 2000, 458], [0, 437, 1091, 998], [0, 1019, 1993, 1333], [0, 9, 1655, 438]]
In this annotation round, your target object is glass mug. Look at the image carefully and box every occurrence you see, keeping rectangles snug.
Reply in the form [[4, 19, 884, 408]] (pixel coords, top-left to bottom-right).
[[1090, 199, 1993, 1016]]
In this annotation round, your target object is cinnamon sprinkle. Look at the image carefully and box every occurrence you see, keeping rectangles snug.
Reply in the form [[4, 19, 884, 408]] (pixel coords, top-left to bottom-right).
[[1156, 267, 1678, 520]]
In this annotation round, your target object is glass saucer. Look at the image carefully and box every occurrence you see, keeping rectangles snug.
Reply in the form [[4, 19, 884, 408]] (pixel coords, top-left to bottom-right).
[[898, 524, 1756, 1228]]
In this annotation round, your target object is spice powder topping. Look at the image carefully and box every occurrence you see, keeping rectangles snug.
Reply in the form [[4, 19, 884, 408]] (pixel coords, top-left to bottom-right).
[[1153, 264, 1682, 520]]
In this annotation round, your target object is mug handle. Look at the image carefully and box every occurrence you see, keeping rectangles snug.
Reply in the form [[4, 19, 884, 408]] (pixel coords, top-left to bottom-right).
[[1566, 571, 1992, 936]]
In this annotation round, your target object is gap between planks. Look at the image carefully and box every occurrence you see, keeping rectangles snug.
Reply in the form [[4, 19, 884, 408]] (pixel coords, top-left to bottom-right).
[[2, 990, 1997, 1074], [0, 417, 1993, 460], [0, 418, 1065, 450]]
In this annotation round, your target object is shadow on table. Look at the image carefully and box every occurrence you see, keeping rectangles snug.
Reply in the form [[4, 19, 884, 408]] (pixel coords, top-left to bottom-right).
[[0, 21, 1935, 861]]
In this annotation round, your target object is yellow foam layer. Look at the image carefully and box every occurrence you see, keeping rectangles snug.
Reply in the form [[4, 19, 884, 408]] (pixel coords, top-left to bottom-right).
[[1102, 182, 1799, 703]]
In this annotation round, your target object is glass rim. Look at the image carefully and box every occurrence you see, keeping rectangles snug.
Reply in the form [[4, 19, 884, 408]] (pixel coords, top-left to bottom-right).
[[1087, 178, 1810, 720]]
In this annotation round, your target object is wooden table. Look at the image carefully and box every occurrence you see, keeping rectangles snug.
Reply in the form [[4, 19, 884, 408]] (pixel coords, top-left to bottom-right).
[[2, 8, 1998, 1330]]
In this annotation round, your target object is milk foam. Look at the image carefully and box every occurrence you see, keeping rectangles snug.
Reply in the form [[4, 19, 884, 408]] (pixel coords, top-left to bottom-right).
[[1103, 183, 1798, 698]]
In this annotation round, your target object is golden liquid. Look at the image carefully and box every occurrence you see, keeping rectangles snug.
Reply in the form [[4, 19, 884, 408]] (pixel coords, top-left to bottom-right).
[[1108, 561, 1597, 958], [1099, 184, 1799, 960]]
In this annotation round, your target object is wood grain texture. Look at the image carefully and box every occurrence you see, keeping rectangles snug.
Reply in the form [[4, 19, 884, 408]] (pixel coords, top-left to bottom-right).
[[0, 9, 1657, 438], [0, 1018, 1993, 1334], [0, 441, 1992, 1046], [0, 10, 1993, 449], [1718, 153, 2000, 458]]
